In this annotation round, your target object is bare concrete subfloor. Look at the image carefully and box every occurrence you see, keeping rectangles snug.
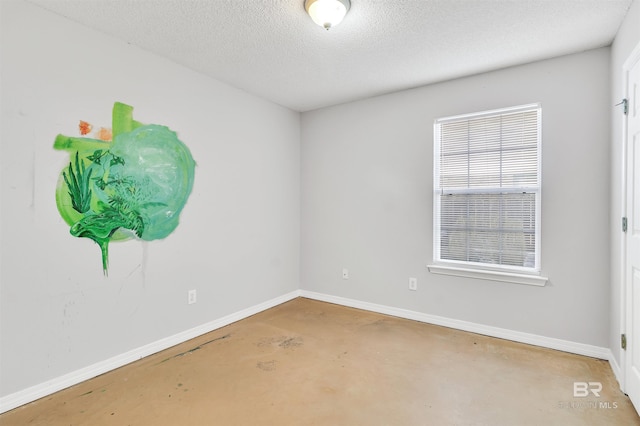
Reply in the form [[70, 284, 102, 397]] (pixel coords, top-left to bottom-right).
[[2, 297, 639, 426]]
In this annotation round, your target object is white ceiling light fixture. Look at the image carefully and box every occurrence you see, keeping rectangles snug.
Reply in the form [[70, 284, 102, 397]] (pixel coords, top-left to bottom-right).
[[304, 0, 351, 30]]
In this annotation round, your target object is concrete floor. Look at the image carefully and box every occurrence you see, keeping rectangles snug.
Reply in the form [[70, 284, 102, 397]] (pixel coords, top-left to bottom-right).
[[2, 297, 639, 425]]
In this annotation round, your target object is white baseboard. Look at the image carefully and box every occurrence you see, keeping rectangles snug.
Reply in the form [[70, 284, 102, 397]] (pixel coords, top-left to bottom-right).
[[608, 350, 624, 390], [0, 290, 301, 414], [2, 289, 619, 414], [300, 290, 611, 360]]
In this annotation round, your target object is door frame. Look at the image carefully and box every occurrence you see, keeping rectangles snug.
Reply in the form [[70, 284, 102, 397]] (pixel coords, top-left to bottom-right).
[[620, 39, 640, 396]]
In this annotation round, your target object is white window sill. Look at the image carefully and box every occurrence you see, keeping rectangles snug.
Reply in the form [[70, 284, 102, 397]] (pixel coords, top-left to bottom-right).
[[427, 264, 548, 287]]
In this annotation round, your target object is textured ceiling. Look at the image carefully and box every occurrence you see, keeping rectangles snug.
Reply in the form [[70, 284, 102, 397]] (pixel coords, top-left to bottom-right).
[[27, 0, 633, 112]]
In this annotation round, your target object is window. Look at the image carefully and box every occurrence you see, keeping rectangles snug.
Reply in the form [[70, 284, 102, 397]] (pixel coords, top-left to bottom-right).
[[433, 104, 541, 276]]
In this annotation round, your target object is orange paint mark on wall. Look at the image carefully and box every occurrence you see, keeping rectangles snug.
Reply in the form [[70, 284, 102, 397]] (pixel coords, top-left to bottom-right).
[[96, 127, 112, 141], [79, 120, 92, 135]]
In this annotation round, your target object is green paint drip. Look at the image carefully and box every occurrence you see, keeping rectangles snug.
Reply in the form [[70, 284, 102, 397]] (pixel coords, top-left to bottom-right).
[[54, 102, 195, 275]]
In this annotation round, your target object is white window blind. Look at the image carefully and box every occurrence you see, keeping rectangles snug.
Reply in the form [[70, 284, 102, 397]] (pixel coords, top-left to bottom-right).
[[434, 104, 541, 272]]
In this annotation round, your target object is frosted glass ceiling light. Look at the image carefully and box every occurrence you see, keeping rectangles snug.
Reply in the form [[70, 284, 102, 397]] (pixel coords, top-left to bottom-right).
[[305, 0, 351, 30]]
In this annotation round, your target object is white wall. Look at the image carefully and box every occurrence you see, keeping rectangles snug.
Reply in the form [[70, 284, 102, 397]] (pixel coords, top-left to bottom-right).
[[0, 0, 300, 397], [610, 0, 640, 372], [301, 47, 611, 348]]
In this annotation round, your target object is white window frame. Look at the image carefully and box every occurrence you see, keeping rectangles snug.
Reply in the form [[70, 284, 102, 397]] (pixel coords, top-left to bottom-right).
[[429, 103, 547, 286]]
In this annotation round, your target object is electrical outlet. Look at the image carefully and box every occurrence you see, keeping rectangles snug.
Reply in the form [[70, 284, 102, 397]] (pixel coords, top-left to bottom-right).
[[342, 268, 349, 279], [409, 277, 417, 291], [188, 289, 197, 304]]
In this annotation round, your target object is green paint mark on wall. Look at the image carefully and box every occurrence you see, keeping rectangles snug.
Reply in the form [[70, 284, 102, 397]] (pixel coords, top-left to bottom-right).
[[54, 102, 195, 275]]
